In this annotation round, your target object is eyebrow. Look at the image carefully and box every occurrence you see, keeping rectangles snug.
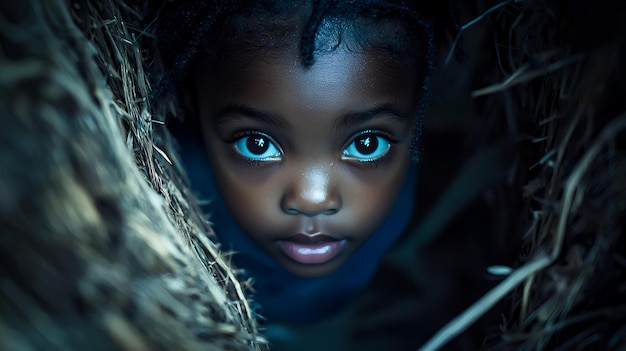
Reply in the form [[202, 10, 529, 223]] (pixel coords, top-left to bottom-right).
[[213, 104, 286, 127], [335, 103, 411, 129], [213, 102, 410, 128]]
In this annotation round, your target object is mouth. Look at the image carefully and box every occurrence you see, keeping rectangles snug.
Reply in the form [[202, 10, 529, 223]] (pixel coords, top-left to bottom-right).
[[278, 234, 346, 265]]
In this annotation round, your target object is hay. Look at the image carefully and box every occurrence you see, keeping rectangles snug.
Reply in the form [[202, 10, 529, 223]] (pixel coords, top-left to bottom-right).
[[2, 0, 624, 350], [0, 0, 264, 349], [421, 1, 626, 349]]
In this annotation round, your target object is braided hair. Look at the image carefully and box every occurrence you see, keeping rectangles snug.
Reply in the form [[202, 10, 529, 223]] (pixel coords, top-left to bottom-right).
[[152, 0, 456, 159]]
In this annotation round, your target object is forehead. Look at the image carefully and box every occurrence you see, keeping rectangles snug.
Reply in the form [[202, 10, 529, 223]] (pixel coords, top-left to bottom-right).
[[196, 47, 419, 118]]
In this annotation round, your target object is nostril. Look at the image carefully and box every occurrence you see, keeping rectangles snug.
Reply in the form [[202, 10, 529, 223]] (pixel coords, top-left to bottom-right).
[[283, 206, 340, 216], [281, 167, 342, 216], [324, 208, 339, 215], [285, 208, 299, 215]]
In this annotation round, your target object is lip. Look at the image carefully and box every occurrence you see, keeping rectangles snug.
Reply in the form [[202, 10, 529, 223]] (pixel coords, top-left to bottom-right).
[[278, 234, 346, 265]]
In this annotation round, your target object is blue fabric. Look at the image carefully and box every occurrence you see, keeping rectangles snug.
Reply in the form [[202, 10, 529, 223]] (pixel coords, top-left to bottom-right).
[[178, 132, 417, 324]]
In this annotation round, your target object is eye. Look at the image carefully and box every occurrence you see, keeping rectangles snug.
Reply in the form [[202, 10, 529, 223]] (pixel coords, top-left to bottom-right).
[[342, 133, 391, 161], [233, 132, 282, 161]]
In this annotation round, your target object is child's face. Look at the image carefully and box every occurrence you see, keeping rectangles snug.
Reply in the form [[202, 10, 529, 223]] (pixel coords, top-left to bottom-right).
[[195, 47, 419, 277]]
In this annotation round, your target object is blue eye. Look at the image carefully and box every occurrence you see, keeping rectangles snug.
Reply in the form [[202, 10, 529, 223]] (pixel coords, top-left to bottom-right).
[[342, 133, 391, 161], [233, 133, 282, 161]]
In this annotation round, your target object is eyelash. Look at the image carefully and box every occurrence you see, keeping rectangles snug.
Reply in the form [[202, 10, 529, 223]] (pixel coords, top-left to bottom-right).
[[227, 130, 282, 167], [343, 130, 397, 169], [225, 129, 397, 168]]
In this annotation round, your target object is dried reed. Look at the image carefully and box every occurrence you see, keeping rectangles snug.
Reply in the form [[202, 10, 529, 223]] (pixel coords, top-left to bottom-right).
[[421, 1, 626, 349]]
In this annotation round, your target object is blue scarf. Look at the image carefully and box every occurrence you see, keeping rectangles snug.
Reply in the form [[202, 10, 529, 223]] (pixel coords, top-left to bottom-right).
[[178, 133, 417, 324]]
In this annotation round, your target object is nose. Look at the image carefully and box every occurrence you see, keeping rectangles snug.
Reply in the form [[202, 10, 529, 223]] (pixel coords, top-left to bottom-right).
[[281, 165, 341, 216]]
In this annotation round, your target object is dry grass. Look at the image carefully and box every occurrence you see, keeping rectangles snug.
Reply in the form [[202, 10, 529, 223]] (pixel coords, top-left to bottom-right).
[[3, 0, 624, 350], [0, 0, 264, 349], [421, 1, 626, 349]]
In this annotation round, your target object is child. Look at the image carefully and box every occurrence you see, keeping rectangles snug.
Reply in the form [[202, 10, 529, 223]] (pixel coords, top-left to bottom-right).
[[156, 0, 442, 330]]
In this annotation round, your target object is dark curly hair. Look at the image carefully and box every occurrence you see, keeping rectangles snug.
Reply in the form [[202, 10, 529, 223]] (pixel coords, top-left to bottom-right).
[[152, 0, 458, 158]]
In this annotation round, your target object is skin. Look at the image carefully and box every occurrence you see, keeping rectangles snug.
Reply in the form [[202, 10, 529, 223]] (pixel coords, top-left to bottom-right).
[[194, 45, 420, 277]]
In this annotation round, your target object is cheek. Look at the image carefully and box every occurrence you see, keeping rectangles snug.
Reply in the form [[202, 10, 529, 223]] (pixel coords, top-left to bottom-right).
[[346, 159, 410, 236], [215, 173, 281, 243], [207, 150, 278, 234], [225, 184, 270, 229], [211, 162, 268, 212]]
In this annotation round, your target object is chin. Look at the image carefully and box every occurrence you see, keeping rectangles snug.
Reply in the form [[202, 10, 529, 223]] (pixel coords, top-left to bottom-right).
[[278, 256, 347, 278]]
